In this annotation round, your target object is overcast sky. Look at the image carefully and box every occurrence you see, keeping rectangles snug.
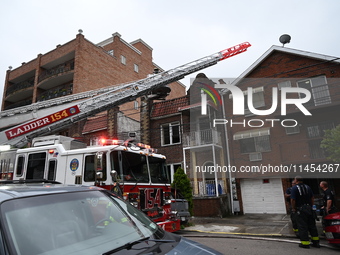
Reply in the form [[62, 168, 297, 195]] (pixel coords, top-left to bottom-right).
[[1, 0, 339, 104]]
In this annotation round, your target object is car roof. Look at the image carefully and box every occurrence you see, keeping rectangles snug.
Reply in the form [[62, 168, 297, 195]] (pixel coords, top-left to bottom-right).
[[0, 182, 103, 202]]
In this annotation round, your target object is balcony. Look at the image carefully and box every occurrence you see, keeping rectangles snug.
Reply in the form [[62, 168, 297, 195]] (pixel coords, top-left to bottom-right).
[[37, 84, 73, 101], [4, 99, 32, 110], [5, 78, 35, 104], [38, 60, 74, 83], [183, 129, 222, 147]]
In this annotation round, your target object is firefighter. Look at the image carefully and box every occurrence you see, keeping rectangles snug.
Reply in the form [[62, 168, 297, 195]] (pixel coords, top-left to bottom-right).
[[291, 176, 320, 249], [285, 180, 299, 237], [320, 181, 336, 215]]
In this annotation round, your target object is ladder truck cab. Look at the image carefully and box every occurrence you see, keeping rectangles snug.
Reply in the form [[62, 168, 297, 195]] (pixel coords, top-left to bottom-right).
[[10, 135, 181, 232]]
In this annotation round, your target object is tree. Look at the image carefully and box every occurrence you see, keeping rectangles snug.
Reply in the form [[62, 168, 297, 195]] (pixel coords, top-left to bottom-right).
[[320, 125, 340, 162], [171, 167, 193, 215]]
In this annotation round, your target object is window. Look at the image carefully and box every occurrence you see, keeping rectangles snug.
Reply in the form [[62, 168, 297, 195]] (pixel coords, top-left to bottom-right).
[[308, 140, 325, 159], [306, 122, 334, 159], [26, 153, 46, 179], [285, 125, 300, 135], [15, 156, 25, 177], [107, 50, 114, 56], [47, 160, 57, 181], [161, 122, 181, 146], [84, 155, 95, 182], [121, 55, 126, 65], [234, 128, 271, 153], [166, 163, 182, 183], [297, 76, 331, 106], [306, 122, 335, 138], [134, 100, 139, 110], [244, 87, 265, 116], [134, 64, 139, 73], [239, 136, 271, 153]]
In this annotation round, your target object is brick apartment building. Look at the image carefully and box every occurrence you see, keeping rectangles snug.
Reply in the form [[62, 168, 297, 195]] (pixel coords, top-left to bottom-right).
[[2, 31, 185, 143], [223, 45, 340, 214], [146, 45, 340, 216]]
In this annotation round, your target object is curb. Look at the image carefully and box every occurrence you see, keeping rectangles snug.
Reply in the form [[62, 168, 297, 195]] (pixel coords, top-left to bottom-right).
[[180, 230, 338, 250]]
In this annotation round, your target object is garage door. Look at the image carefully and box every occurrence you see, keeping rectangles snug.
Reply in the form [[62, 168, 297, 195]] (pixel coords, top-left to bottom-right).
[[240, 178, 286, 214]]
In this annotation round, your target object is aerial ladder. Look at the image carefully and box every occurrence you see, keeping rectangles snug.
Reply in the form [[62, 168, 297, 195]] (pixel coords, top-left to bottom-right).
[[0, 42, 251, 148]]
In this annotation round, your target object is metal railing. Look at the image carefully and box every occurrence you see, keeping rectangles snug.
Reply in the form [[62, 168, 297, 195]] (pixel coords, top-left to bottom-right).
[[183, 129, 221, 147], [6, 78, 34, 97], [38, 60, 74, 83]]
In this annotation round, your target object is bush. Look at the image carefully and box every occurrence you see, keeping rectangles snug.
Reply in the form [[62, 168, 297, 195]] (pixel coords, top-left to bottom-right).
[[171, 167, 193, 215]]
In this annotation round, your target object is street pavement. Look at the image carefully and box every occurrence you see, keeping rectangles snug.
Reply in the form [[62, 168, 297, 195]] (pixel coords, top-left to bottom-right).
[[178, 214, 340, 250]]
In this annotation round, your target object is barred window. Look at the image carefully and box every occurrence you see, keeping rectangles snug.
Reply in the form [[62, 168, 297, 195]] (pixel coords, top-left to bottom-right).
[[306, 122, 335, 138], [239, 135, 271, 153], [298, 76, 331, 106], [308, 139, 325, 159]]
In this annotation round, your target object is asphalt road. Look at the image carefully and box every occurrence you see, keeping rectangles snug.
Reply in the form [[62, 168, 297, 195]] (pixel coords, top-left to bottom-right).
[[184, 236, 340, 255]]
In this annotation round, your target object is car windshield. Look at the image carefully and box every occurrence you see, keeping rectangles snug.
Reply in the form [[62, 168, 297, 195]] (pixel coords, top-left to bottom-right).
[[1, 189, 163, 255]]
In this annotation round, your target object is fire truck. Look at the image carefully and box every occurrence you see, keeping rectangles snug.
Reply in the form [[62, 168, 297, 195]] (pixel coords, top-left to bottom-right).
[[0, 42, 251, 232]]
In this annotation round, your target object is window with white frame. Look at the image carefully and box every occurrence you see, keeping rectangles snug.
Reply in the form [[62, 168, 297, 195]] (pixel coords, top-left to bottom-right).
[[134, 64, 139, 73], [234, 128, 271, 153], [166, 163, 182, 183], [121, 55, 126, 65], [107, 50, 114, 56], [134, 100, 139, 110], [297, 75, 331, 106], [161, 122, 181, 146]]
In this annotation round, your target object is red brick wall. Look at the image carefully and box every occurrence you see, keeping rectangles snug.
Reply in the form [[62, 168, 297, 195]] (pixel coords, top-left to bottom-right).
[[193, 196, 229, 217]]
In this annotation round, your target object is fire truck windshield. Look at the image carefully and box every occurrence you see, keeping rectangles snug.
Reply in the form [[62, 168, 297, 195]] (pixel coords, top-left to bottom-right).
[[110, 151, 169, 184]]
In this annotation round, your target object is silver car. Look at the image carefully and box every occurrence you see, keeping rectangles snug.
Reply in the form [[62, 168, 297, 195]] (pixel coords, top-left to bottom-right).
[[0, 181, 222, 255]]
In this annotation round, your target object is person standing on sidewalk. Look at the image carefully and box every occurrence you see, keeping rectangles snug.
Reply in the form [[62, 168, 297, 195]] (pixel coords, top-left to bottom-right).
[[291, 176, 320, 249], [320, 181, 337, 215], [285, 180, 299, 237]]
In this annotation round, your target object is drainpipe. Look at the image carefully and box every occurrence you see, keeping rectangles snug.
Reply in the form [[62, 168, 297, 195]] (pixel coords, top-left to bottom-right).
[[221, 92, 234, 214]]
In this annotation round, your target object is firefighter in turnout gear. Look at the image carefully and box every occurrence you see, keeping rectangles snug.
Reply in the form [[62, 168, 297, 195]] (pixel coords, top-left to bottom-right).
[[291, 176, 320, 249]]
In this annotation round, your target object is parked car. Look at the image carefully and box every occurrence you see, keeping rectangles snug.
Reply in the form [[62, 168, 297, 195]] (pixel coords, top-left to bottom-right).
[[0, 180, 222, 255], [323, 212, 340, 245]]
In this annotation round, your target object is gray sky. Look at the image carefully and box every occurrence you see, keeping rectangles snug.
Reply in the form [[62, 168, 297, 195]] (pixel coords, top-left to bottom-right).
[[1, 0, 340, 103]]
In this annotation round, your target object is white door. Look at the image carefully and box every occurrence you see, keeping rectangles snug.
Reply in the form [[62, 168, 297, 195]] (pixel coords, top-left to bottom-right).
[[240, 178, 286, 214]]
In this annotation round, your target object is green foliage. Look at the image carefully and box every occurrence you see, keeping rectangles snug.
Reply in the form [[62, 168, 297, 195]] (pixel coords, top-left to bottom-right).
[[171, 167, 193, 215], [320, 125, 340, 162]]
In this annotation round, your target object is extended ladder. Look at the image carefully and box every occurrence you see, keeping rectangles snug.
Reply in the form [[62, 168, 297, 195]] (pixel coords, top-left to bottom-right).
[[0, 42, 251, 147]]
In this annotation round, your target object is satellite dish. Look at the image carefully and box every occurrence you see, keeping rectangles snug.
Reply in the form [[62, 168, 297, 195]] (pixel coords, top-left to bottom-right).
[[279, 34, 291, 47]]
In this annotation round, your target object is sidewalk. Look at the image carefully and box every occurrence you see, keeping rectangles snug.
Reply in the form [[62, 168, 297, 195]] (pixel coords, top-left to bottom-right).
[[183, 214, 324, 238]]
